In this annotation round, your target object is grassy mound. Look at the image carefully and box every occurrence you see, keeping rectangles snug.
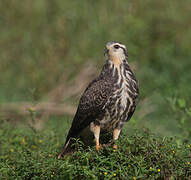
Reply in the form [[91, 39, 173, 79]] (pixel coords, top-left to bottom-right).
[[0, 119, 190, 179]]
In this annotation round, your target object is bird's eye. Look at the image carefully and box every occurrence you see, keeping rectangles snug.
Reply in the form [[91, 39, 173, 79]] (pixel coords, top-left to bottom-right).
[[114, 45, 120, 49]]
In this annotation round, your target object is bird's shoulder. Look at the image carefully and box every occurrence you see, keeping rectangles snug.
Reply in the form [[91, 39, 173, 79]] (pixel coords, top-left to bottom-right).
[[67, 75, 114, 137], [78, 75, 114, 113]]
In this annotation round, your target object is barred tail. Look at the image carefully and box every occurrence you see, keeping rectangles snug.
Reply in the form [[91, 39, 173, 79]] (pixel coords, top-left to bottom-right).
[[58, 138, 74, 159], [58, 112, 87, 159], [58, 127, 78, 159]]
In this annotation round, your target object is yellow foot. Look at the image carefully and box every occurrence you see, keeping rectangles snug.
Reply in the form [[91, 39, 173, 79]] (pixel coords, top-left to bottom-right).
[[96, 144, 100, 151], [113, 144, 118, 150]]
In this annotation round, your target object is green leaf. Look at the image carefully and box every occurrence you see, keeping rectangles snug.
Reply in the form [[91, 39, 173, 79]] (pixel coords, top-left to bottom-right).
[[177, 98, 186, 108], [180, 117, 185, 125]]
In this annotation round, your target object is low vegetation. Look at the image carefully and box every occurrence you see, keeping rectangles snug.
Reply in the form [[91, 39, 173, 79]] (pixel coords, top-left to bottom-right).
[[0, 117, 190, 179]]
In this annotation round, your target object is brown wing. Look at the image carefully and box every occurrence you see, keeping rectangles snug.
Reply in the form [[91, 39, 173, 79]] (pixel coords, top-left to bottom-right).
[[65, 76, 113, 143]]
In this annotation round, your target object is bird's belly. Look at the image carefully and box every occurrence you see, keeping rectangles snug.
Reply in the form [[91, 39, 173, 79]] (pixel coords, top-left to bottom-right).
[[100, 90, 131, 130]]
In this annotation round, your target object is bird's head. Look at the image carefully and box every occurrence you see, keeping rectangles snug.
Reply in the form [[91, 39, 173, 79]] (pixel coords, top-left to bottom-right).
[[104, 41, 128, 66]]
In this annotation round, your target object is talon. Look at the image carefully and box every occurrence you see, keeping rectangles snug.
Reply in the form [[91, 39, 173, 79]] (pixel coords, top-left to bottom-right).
[[113, 144, 118, 150]]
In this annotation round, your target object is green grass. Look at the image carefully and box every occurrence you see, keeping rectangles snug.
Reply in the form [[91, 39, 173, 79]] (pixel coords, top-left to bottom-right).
[[0, 117, 190, 179]]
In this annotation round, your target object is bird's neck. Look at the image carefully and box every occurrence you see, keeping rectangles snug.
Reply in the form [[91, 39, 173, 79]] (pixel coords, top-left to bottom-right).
[[100, 58, 131, 81], [109, 54, 126, 67]]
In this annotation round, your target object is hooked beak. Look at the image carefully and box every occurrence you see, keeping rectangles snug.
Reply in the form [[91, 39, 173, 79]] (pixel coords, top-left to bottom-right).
[[104, 47, 109, 56]]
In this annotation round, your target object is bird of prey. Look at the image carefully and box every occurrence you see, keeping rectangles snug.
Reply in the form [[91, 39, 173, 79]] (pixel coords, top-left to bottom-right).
[[58, 41, 139, 159]]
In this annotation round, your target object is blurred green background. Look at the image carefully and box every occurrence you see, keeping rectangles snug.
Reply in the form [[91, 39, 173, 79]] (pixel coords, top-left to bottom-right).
[[0, 0, 191, 139]]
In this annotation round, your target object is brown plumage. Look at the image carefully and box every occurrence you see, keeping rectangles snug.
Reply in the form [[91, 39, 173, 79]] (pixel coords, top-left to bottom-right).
[[58, 41, 139, 159]]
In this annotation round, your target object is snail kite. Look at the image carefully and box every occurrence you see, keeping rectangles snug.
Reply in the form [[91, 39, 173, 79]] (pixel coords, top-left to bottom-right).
[[58, 41, 139, 159]]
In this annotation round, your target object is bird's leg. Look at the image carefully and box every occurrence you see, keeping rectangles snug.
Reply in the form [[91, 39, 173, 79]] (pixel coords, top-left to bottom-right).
[[113, 128, 121, 150], [90, 122, 101, 151], [94, 125, 101, 151]]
